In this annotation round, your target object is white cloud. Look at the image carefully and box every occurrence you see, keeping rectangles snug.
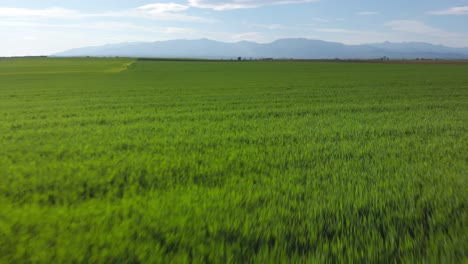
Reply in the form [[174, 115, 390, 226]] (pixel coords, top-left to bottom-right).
[[134, 10, 207, 22], [0, 7, 82, 19], [0, 20, 162, 33], [382, 20, 468, 47], [358, 11, 378, 15], [0, 5, 209, 22], [163, 27, 194, 34], [316, 28, 361, 34], [315, 28, 387, 38], [251, 24, 286, 30], [309, 27, 396, 45], [230, 32, 266, 42], [188, 0, 318, 10], [385, 20, 462, 38], [429, 6, 468, 15], [313, 17, 329, 22], [311, 17, 345, 23], [138, 3, 189, 13], [133, 3, 209, 21]]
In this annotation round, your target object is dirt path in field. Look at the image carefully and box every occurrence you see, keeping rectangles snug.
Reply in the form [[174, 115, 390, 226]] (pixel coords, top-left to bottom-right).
[[106, 60, 136, 73], [0, 59, 137, 75], [123, 61, 135, 69]]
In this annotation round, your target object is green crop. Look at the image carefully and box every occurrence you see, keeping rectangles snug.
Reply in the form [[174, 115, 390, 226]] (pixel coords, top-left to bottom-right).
[[1, 58, 467, 263]]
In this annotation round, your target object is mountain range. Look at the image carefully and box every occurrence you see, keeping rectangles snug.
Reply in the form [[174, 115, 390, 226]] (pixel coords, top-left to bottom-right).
[[53, 38, 468, 60]]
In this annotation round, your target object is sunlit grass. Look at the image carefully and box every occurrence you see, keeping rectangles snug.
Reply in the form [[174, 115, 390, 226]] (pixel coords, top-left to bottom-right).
[[1, 59, 467, 262]]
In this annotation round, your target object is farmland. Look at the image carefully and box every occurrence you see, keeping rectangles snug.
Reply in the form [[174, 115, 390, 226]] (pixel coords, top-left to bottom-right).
[[0, 58, 467, 262]]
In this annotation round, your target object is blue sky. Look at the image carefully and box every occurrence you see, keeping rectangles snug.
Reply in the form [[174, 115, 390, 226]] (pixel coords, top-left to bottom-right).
[[1, 0, 468, 56]]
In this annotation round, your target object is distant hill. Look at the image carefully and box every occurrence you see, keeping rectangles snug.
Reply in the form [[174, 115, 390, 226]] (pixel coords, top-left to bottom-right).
[[53, 38, 468, 59]]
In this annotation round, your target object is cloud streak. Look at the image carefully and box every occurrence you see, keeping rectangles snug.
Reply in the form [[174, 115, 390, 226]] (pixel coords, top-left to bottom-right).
[[0, 20, 162, 33], [385, 20, 462, 38], [138, 3, 189, 13], [251, 24, 286, 30], [429, 6, 468, 15], [358, 11, 378, 15], [188, 0, 318, 10], [134, 3, 208, 21], [0, 4, 209, 22], [0, 7, 82, 18]]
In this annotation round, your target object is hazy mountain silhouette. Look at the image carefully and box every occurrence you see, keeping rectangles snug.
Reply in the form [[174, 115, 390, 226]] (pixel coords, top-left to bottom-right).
[[53, 38, 468, 59]]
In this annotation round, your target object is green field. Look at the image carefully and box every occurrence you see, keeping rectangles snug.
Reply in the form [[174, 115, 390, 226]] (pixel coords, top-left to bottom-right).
[[1, 58, 467, 263]]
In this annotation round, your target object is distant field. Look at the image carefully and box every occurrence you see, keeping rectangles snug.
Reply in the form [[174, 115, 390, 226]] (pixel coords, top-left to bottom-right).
[[138, 57, 468, 64], [0, 58, 467, 263], [0, 57, 132, 75]]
